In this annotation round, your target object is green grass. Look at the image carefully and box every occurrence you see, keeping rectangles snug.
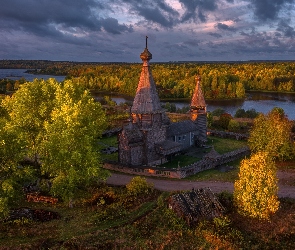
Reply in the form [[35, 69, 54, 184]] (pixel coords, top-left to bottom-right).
[[185, 159, 242, 182], [207, 136, 248, 154], [101, 152, 118, 161], [0, 189, 160, 248], [99, 136, 118, 147], [97, 201, 156, 230], [97, 136, 118, 161], [158, 136, 247, 171]]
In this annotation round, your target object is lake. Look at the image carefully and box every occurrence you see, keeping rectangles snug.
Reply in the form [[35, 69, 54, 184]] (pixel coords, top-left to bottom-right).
[[1, 69, 295, 120], [0, 69, 66, 82]]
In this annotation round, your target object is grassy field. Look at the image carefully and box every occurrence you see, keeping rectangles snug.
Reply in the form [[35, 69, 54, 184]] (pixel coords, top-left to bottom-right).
[[185, 159, 242, 182], [207, 136, 248, 154], [1, 183, 295, 249]]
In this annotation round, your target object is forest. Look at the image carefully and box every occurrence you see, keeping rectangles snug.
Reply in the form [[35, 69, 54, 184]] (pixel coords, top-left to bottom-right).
[[2, 60, 295, 100]]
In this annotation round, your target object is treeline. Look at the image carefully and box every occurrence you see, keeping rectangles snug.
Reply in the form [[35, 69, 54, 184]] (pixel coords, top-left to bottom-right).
[[2, 60, 295, 99], [0, 78, 26, 93], [65, 62, 295, 99]]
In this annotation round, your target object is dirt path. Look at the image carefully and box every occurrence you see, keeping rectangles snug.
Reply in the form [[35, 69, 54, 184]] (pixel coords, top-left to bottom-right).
[[106, 170, 295, 199]]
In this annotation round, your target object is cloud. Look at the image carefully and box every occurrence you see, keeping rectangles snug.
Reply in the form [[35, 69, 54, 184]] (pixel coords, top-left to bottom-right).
[[246, 0, 295, 22], [215, 22, 236, 32], [276, 19, 295, 38], [179, 0, 218, 22], [100, 18, 133, 34], [120, 0, 179, 27], [209, 32, 223, 38], [0, 0, 133, 38], [1, 0, 295, 62]]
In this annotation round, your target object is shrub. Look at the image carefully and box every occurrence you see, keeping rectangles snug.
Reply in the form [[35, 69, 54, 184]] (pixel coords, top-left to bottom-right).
[[211, 108, 225, 117], [235, 108, 259, 118], [126, 176, 154, 196], [218, 113, 232, 129], [228, 119, 240, 132], [245, 108, 259, 118]]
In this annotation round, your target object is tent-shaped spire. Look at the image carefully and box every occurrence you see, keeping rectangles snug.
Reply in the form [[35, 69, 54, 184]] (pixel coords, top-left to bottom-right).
[[190, 76, 206, 110], [131, 37, 162, 114]]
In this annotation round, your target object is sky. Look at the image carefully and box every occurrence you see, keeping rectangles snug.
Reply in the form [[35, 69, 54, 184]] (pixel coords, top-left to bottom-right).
[[1, 0, 295, 62]]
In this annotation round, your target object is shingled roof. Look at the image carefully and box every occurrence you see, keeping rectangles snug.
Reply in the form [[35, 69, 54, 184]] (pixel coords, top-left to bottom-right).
[[131, 46, 163, 114], [167, 120, 198, 137], [190, 76, 206, 109], [155, 140, 182, 155]]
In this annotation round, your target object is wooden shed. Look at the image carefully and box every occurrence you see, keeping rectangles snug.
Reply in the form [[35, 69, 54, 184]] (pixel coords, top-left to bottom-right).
[[168, 188, 225, 226]]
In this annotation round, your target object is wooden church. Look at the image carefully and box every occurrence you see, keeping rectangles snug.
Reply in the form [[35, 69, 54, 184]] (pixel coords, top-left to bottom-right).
[[118, 40, 207, 167]]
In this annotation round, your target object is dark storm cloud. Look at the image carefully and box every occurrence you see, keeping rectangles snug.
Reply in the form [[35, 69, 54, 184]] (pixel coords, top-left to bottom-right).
[[183, 39, 200, 46], [0, 0, 133, 37], [215, 23, 236, 32], [276, 20, 295, 37], [100, 18, 133, 34], [246, 0, 295, 21], [120, 0, 178, 27], [209, 32, 223, 38], [179, 0, 218, 22], [237, 29, 282, 55], [202, 28, 295, 60]]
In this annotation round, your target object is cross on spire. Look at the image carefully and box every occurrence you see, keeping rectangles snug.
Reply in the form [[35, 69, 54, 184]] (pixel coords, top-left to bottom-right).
[[146, 36, 148, 48]]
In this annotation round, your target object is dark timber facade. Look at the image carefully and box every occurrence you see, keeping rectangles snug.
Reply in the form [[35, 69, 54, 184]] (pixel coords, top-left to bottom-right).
[[118, 43, 207, 167]]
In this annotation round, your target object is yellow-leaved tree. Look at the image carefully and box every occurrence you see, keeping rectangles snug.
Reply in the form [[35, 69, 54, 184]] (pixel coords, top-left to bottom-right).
[[248, 107, 295, 160], [234, 151, 279, 220]]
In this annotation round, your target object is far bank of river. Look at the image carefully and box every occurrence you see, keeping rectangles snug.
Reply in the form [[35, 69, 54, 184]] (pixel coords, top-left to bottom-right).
[[1, 69, 295, 120]]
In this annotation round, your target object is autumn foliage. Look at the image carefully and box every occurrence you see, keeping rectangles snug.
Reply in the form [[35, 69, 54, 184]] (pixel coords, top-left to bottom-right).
[[248, 107, 295, 160], [234, 152, 279, 220]]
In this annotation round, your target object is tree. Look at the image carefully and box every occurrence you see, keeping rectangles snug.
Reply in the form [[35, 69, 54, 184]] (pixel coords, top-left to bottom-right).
[[248, 107, 295, 160], [0, 117, 34, 218], [235, 82, 245, 98], [1, 79, 109, 209], [2, 78, 58, 166], [234, 152, 279, 220], [211, 108, 225, 117], [234, 108, 246, 118], [41, 81, 109, 206]]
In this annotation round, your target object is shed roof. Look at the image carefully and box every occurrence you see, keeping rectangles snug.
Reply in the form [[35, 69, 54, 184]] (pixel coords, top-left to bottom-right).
[[169, 188, 225, 225]]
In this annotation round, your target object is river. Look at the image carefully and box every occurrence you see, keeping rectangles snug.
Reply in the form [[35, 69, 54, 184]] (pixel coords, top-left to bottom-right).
[[101, 92, 295, 120], [1, 69, 295, 120]]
